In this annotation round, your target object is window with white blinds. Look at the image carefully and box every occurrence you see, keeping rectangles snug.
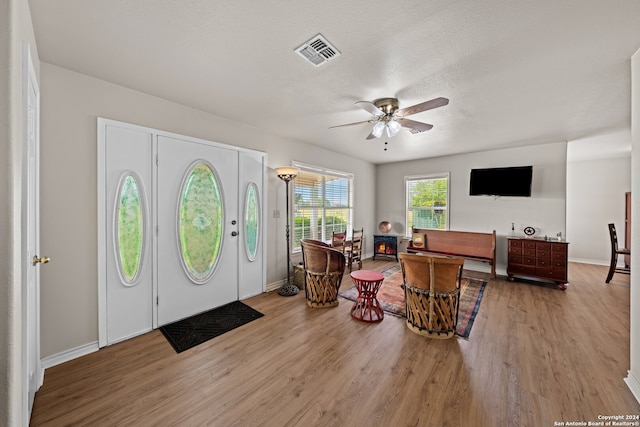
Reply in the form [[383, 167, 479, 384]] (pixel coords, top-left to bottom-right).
[[291, 163, 353, 251], [405, 173, 449, 234]]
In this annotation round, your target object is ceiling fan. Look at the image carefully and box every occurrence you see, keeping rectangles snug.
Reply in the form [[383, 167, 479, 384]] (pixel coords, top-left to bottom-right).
[[329, 97, 449, 140]]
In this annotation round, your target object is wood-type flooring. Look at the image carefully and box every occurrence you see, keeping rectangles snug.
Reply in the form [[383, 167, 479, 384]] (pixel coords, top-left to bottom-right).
[[30, 260, 639, 426]]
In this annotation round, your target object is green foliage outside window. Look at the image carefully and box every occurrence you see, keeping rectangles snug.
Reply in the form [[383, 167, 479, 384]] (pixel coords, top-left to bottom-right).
[[292, 215, 347, 248], [293, 216, 311, 249], [407, 177, 448, 231]]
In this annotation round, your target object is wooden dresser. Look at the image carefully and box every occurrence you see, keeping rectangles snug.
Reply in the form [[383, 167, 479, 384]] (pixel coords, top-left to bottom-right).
[[507, 237, 569, 290]]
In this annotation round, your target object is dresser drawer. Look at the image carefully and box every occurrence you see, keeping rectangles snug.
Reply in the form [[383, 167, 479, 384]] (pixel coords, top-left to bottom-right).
[[509, 264, 536, 276], [509, 247, 522, 255], [536, 267, 567, 281], [536, 249, 551, 259], [551, 251, 567, 261], [509, 239, 522, 248], [523, 248, 536, 257], [536, 242, 551, 251], [508, 254, 523, 264], [522, 257, 536, 266], [552, 259, 567, 268], [523, 241, 536, 250], [536, 258, 552, 268], [551, 243, 568, 252]]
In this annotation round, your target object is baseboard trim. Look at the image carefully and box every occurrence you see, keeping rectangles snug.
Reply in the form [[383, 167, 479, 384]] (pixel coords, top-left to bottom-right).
[[41, 341, 99, 370], [569, 257, 626, 267], [625, 370, 640, 405], [266, 280, 284, 293]]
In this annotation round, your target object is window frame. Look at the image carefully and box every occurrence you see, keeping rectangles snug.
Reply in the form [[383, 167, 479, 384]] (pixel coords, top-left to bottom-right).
[[291, 162, 354, 252], [405, 172, 450, 236]]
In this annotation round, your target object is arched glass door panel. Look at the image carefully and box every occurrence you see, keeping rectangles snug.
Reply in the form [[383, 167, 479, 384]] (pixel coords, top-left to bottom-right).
[[115, 173, 146, 285], [178, 161, 224, 284], [244, 182, 260, 261]]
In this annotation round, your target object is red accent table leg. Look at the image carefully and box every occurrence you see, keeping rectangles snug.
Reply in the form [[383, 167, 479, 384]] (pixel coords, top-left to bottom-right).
[[350, 270, 385, 322]]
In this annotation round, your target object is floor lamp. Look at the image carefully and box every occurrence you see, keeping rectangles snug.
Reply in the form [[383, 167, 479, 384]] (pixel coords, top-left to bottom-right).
[[276, 166, 300, 296]]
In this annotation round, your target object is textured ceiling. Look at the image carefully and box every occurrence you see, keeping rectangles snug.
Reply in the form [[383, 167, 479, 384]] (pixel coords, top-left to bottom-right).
[[28, 0, 640, 164]]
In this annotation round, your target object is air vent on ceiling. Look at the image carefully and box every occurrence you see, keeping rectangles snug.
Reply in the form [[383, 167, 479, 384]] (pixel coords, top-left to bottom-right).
[[295, 34, 341, 67]]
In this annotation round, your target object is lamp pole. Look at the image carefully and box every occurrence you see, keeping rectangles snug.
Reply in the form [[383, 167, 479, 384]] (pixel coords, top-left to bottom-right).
[[276, 167, 300, 296]]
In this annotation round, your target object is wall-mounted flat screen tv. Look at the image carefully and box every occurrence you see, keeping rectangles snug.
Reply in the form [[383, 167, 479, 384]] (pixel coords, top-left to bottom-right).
[[469, 166, 533, 197]]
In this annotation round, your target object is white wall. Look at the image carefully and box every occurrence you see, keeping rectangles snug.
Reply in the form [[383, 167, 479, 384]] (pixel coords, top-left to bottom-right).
[[626, 47, 640, 404], [38, 63, 376, 359], [1, 1, 40, 425], [566, 155, 631, 265], [376, 142, 567, 275]]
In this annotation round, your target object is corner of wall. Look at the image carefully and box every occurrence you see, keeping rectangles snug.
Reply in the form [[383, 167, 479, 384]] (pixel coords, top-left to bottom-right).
[[628, 46, 640, 403]]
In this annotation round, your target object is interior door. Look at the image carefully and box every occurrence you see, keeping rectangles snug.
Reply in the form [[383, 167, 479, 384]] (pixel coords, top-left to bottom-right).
[[23, 43, 43, 421], [157, 136, 239, 325]]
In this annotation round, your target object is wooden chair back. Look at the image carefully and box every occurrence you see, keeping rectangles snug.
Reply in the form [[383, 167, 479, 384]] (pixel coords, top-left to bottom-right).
[[606, 223, 630, 283], [348, 228, 364, 271], [331, 232, 347, 252], [300, 239, 346, 308], [400, 253, 463, 293], [609, 223, 621, 252], [399, 253, 464, 338]]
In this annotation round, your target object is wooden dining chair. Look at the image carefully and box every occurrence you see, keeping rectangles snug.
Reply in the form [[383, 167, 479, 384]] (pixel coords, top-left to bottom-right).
[[606, 223, 630, 283], [331, 231, 347, 252], [347, 228, 364, 272]]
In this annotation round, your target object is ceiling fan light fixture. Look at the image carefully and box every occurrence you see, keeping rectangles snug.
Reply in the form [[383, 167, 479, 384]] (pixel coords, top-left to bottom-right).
[[330, 96, 449, 140], [386, 120, 401, 137], [372, 121, 386, 138]]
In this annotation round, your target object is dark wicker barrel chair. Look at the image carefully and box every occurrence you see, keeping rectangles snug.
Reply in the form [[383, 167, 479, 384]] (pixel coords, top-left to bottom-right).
[[300, 239, 346, 308]]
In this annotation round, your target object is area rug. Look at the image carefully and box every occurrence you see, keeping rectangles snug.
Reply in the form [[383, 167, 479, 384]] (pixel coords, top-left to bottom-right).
[[160, 301, 264, 353], [339, 265, 487, 339]]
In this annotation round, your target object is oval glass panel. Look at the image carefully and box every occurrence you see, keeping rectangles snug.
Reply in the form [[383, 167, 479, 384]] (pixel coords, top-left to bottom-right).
[[116, 174, 144, 284], [244, 183, 260, 261], [178, 162, 223, 283]]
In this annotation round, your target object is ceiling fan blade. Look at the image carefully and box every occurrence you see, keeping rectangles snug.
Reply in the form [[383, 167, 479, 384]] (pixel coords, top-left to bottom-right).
[[396, 97, 449, 117], [397, 118, 434, 133], [355, 101, 385, 116], [328, 120, 374, 129], [365, 130, 379, 140]]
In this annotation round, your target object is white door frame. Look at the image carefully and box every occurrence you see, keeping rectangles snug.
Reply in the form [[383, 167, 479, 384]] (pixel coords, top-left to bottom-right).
[[22, 42, 43, 424], [98, 119, 267, 346]]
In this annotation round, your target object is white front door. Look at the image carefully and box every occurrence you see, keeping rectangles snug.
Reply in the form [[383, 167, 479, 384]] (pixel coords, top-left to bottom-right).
[[156, 136, 239, 326], [23, 43, 43, 422]]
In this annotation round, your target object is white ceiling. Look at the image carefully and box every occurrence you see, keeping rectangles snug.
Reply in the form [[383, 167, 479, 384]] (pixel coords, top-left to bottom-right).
[[28, 0, 640, 164]]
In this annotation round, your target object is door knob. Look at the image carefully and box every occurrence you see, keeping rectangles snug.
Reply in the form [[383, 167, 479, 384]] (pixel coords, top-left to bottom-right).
[[231, 231, 238, 237], [33, 255, 50, 265]]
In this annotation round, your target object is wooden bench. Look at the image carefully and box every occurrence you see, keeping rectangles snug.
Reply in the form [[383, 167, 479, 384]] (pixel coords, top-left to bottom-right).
[[407, 228, 496, 279]]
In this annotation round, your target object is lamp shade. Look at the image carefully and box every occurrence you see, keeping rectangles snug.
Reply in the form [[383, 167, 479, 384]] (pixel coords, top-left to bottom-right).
[[276, 166, 299, 181], [386, 120, 401, 137], [372, 121, 386, 138]]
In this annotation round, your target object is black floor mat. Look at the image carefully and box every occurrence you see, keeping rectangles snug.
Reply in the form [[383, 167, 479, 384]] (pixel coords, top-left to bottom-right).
[[159, 301, 264, 353]]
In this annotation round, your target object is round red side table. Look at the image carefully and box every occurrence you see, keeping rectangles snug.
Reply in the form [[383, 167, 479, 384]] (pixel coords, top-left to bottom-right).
[[349, 270, 385, 322]]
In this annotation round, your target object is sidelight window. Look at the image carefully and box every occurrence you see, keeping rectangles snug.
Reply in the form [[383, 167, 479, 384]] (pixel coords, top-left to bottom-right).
[[115, 173, 146, 284]]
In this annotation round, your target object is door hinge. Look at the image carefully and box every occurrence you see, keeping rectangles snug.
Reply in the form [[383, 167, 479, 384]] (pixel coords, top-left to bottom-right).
[[155, 154, 158, 166], [156, 296, 159, 305], [156, 225, 159, 236]]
